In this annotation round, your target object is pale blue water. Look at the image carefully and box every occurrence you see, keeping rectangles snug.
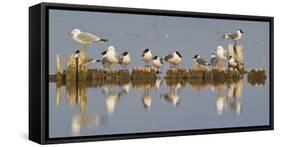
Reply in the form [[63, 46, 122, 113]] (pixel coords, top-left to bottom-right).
[[48, 9, 270, 138]]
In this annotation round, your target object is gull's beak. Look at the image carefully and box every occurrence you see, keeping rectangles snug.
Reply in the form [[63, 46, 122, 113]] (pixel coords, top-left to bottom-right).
[[68, 32, 72, 35]]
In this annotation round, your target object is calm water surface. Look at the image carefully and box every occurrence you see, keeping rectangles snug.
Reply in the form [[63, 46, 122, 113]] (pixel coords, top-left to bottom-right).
[[49, 77, 269, 138]]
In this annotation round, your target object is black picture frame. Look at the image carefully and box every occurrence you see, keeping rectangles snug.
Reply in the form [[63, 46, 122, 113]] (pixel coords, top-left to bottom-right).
[[29, 2, 274, 144]]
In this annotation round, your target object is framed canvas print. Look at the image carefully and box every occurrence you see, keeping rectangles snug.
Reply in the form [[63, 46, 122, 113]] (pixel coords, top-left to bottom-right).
[[29, 2, 274, 144]]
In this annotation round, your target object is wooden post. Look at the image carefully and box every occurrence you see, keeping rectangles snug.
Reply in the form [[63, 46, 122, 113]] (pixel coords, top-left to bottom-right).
[[65, 48, 88, 81], [56, 54, 63, 81], [66, 54, 77, 81], [78, 48, 88, 81], [228, 44, 244, 72]]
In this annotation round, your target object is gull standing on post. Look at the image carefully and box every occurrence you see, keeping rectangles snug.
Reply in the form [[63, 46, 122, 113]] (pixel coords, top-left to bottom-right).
[[97, 50, 110, 70], [142, 48, 153, 67], [69, 28, 108, 48], [119, 51, 131, 70], [209, 53, 219, 69], [223, 29, 244, 45], [102, 46, 120, 71], [164, 51, 182, 69], [152, 56, 164, 73], [215, 45, 228, 60], [74, 50, 80, 59], [193, 54, 209, 66]]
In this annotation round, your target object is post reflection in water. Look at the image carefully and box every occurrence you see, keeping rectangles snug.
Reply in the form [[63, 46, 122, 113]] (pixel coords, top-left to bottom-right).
[[55, 81, 106, 136], [215, 79, 243, 115], [53, 74, 266, 136]]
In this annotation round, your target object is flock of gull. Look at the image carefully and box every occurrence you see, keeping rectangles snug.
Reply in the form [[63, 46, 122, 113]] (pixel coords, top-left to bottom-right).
[[69, 28, 244, 72]]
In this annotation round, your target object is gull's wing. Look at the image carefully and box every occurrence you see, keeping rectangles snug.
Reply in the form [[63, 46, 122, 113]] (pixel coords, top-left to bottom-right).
[[210, 57, 219, 65], [164, 54, 173, 61], [77, 32, 100, 42], [197, 58, 208, 65], [160, 58, 164, 64], [227, 32, 239, 39]]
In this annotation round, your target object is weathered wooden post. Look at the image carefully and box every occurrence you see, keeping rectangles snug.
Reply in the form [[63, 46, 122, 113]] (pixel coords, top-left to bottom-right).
[[65, 48, 89, 81], [228, 44, 244, 72], [56, 54, 63, 81], [78, 48, 88, 81], [66, 54, 77, 81]]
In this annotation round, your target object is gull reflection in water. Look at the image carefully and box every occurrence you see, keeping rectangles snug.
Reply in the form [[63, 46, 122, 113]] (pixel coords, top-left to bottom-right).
[[140, 77, 163, 111], [142, 87, 152, 111], [160, 82, 182, 106], [154, 78, 163, 91], [102, 86, 125, 115], [121, 83, 131, 93], [215, 79, 243, 115]]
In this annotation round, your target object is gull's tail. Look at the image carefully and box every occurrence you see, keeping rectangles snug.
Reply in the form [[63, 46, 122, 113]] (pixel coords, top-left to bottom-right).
[[223, 34, 229, 39], [100, 38, 109, 42]]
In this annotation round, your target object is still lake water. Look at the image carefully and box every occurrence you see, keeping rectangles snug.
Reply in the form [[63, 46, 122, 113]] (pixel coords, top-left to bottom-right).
[[49, 76, 269, 138]]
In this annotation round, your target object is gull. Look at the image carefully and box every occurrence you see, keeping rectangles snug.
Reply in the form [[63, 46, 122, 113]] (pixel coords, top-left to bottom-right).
[[209, 53, 219, 69], [152, 56, 164, 73], [193, 54, 209, 66], [164, 51, 182, 69], [227, 56, 238, 67], [215, 45, 228, 60], [105, 46, 120, 63], [69, 28, 108, 48], [142, 48, 153, 67], [223, 29, 244, 45], [101, 46, 120, 71], [74, 50, 80, 58], [119, 51, 131, 70], [97, 50, 111, 70]]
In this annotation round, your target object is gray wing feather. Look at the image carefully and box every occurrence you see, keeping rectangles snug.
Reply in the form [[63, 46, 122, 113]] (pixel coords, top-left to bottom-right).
[[164, 54, 173, 61], [210, 57, 219, 65], [77, 33, 100, 42], [197, 58, 208, 65], [228, 32, 239, 39]]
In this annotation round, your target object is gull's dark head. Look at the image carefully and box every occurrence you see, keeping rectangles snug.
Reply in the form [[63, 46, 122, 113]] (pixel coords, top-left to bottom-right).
[[144, 48, 150, 53], [238, 29, 244, 34], [75, 50, 80, 54], [153, 56, 159, 60], [122, 51, 129, 56], [193, 54, 199, 59], [175, 51, 182, 58], [101, 50, 107, 55]]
